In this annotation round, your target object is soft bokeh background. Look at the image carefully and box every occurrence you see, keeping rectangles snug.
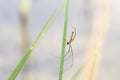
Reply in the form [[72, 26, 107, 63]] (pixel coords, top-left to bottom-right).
[[0, 0, 120, 80]]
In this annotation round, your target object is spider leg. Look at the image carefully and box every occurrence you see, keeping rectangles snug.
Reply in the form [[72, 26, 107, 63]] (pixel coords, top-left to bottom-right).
[[64, 44, 71, 57], [66, 45, 73, 68], [63, 45, 73, 72], [70, 45, 73, 67], [64, 45, 72, 61]]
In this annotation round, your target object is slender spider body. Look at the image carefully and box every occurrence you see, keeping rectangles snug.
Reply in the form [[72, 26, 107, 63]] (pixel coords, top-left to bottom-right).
[[67, 32, 76, 44], [65, 27, 76, 56]]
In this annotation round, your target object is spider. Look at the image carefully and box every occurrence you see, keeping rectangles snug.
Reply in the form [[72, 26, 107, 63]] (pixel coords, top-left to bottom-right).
[[64, 27, 76, 70]]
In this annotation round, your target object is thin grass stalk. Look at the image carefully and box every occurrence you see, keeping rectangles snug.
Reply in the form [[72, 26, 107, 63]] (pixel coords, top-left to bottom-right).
[[58, 0, 70, 80], [88, 53, 97, 80], [8, 8, 62, 80], [20, 0, 31, 80], [88, 0, 111, 80]]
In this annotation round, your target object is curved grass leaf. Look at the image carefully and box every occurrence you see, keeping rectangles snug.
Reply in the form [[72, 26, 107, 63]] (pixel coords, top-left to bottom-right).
[[8, 8, 63, 80]]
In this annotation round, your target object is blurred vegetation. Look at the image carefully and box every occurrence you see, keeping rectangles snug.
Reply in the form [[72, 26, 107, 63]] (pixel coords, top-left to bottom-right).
[[8, 0, 111, 80]]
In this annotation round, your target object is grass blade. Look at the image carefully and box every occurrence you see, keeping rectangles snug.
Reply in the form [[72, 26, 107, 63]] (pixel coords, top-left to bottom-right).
[[58, 0, 70, 80], [72, 0, 111, 80], [88, 1, 111, 80], [8, 8, 63, 80]]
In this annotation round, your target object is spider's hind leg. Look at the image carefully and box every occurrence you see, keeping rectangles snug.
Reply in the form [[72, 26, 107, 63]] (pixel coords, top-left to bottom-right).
[[64, 45, 73, 72], [70, 45, 73, 67], [64, 44, 71, 57]]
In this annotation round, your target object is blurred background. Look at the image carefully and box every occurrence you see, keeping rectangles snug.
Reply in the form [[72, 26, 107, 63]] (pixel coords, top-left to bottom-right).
[[0, 0, 120, 80]]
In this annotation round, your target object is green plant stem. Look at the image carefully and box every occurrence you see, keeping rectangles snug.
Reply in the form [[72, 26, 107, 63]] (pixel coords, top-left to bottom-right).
[[58, 0, 69, 80]]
